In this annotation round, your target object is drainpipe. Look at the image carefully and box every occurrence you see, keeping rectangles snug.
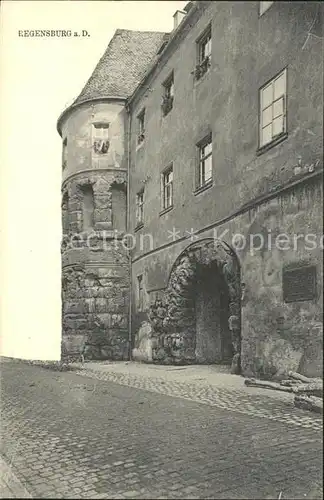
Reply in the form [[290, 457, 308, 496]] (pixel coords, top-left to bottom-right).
[[125, 100, 132, 361]]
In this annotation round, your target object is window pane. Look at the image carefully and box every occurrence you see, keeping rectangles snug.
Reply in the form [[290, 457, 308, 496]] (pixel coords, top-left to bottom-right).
[[261, 124, 272, 146], [204, 141, 212, 157], [262, 105, 272, 127], [205, 38, 212, 58], [204, 156, 212, 181], [260, 1, 273, 15], [165, 185, 171, 207], [274, 72, 286, 100], [273, 115, 284, 136], [273, 97, 283, 118], [262, 83, 273, 109]]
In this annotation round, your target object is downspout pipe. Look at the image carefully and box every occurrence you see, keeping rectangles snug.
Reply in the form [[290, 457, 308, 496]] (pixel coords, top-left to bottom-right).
[[125, 100, 132, 361]]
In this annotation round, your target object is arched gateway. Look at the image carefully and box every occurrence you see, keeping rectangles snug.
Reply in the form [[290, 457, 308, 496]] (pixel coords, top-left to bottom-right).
[[148, 239, 242, 373]]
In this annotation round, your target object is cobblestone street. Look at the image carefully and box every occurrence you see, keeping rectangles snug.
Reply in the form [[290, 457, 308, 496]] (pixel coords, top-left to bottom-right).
[[1, 359, 323, 499]]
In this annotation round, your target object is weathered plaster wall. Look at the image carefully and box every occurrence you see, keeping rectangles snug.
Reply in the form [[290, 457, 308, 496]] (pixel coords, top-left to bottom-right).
[[61, 100, 127, 182]]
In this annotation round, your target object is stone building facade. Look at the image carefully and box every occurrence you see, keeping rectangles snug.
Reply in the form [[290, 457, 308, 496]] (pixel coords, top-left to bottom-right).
[[57, 1, 323, 378]]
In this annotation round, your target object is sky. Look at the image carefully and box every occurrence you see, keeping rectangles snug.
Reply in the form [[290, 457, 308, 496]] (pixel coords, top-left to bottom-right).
[[0, 0, 187, 360]]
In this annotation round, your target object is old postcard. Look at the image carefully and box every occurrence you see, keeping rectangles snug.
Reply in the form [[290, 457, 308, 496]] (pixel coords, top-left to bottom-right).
[[0, 1, 323, 499]]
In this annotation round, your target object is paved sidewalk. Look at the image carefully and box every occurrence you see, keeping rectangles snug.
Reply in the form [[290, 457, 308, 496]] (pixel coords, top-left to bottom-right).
[[72, 361, 323, 431], [0, 455, 32, 498]]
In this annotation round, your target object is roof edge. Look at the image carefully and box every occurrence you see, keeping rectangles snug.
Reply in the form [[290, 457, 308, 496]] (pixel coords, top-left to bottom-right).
[[56, 96, 126, 137], [126, 1, 202, 107]]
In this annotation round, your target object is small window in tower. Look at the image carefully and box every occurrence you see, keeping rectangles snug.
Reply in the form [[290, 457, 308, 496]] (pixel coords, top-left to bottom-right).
[[62, 138, 67, 170], [92, 123, 110, 154], [62, 192, 69, 234]]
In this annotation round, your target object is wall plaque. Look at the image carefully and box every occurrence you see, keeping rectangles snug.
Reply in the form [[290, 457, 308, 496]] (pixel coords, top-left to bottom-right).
[[283, 265, 317, 303]]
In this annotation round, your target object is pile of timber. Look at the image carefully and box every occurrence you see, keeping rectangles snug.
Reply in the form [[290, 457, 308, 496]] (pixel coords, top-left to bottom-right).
[[244, 371, 323, 414]]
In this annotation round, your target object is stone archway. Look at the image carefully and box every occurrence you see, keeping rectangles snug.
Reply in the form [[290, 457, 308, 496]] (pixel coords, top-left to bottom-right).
[[148, 239, 242, 373]]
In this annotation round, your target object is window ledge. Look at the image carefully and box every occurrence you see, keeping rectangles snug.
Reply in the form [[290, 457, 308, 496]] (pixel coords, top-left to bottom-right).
[[194, 67, 211, 87], [162, 108, 173, 118], [136, 141, 145, 152], [256, 132, 288, 156], [134, 222, 144, 232], [159, 205, 173, 217], [194, 180, 213, 195]]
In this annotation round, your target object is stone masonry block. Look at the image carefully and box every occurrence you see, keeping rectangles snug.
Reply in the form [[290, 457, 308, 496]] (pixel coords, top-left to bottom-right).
[[95, 298, 109, 313], [95, 222, 113, 231], [84, 298, 96, 313], [94, 208, 112, 223]]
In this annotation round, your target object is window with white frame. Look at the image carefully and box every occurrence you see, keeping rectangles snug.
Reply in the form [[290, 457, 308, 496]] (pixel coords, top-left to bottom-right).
[[196, 25, 212, 80], [136, 189, 144, 226], [137, 109, 145, 145], [161, 165, 173, 210], [197, 135, 213, 188], [92, 122, 110, 154], [137, 274, 144, 311], [162, 72, 174, 116], [259, 1, 274, 15], [259, 69, 287, 148]]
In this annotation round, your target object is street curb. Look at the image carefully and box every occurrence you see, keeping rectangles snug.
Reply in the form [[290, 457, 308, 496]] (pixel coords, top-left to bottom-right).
[[0, 455, 32, 498]]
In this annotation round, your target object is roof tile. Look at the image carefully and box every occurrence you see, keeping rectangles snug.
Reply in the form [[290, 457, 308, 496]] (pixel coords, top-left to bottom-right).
[[73, 29, 168, 104]]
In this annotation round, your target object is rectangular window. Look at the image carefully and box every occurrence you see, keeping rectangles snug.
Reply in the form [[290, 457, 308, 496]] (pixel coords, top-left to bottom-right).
[[137, 275, 144, 311], [62, 138, 67, 170], [196, 25, 212, 80], [162, 72, 174, 116], [197, 135, 213, 188], [137, 109, 145, 145], [162, 165, 173, 210], [259, 68, 287, 148], [92, 122, 110, 154], [136, 189, 144, 226], [259, 1, 274, 15]]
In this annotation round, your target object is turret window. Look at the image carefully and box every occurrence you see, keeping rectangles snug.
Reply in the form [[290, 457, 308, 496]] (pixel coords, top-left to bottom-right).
[[62, 138, 67, 170], [92, 123, 110, 154]]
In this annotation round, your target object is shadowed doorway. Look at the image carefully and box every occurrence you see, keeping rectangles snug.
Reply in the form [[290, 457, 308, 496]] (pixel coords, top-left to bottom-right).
[[195, 261, 233, 364]]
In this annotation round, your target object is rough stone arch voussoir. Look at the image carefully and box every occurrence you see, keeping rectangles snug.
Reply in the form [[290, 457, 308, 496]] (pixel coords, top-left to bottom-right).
[[149, 238, 241, 371]]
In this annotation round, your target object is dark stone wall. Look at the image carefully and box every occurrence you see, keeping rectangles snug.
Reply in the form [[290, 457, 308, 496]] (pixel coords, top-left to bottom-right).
[[62, 258, 129, 360]]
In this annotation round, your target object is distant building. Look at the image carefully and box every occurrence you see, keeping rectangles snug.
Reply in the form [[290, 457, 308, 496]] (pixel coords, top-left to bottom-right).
[[57, 1, 323, 378]]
